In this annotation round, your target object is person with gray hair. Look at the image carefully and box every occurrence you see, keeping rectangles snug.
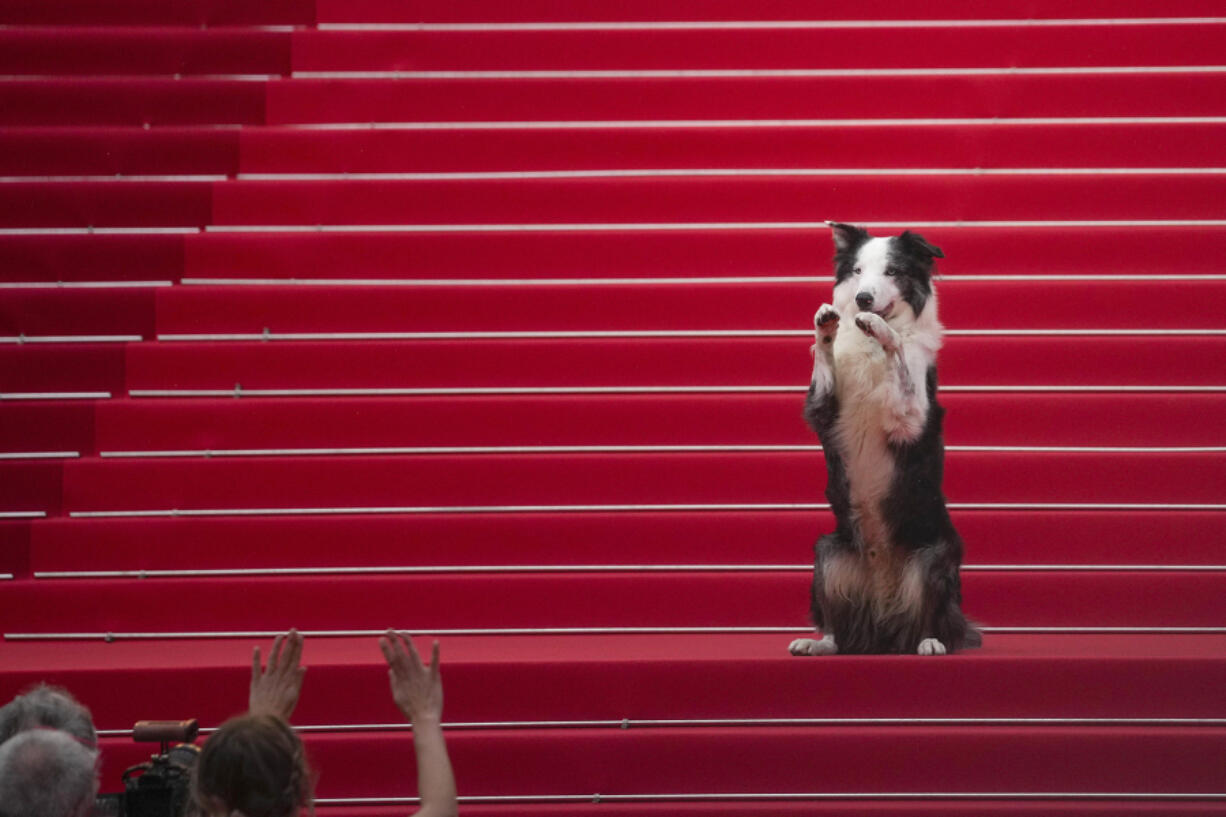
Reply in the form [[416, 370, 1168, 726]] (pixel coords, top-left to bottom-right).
[[0, 728, 99, 817], [0, 684, 97, 749]]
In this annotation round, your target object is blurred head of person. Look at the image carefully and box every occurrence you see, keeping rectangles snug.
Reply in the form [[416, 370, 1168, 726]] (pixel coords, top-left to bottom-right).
[[0, 728, 99, 817], [191, 714, 313, 817], [0, 684, 97, 750]]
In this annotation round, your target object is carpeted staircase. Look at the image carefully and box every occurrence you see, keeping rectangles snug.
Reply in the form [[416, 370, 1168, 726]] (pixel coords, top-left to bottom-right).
[[2, 1, 1225, 813]]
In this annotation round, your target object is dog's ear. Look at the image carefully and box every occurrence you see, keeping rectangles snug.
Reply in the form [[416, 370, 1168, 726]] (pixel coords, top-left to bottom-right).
[[826, 221, 870, 253], [899, 230, 945, 259]]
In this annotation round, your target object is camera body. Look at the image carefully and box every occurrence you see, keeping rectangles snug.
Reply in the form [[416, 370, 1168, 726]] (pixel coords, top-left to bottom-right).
[[95, 720, 199, 817]]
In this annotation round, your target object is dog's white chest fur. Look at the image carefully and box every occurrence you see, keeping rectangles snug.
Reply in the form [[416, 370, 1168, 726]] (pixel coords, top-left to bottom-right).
[[830, 311, 897, 547]]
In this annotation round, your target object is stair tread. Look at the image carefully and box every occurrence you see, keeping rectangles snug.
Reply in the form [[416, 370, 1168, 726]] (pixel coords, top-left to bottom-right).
[[4, 633, 1225, 730], [22, 509, 1226, 572], [9, 174, 1226, 228], [3, 570, 1225, 632]]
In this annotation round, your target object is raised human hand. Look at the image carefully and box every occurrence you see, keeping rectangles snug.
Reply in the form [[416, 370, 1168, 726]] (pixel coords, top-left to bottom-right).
[[248, 629, 306, 721], [379, 630, 443, 725]]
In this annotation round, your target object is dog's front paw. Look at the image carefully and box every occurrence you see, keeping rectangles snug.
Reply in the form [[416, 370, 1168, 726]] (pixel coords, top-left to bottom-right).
[[917, 638, 947, 656], [813, 304, 840, 347], [789, 636, 838, 656], [854, 312, 899, 352]]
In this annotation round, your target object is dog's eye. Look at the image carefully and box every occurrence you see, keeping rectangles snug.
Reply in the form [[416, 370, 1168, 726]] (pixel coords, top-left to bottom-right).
[[884, 267, 898, 276], [853, 267, 862, 275]]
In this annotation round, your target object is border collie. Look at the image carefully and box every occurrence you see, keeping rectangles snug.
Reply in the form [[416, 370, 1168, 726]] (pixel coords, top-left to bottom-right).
[[788, 222, 981, 657]]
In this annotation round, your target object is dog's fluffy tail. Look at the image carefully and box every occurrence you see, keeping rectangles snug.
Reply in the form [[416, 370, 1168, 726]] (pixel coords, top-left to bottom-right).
[[943, 605, 984, 651]]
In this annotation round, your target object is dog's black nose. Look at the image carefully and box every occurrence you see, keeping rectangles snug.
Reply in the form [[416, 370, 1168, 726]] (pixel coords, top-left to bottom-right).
[[855, 292, 874, 310]]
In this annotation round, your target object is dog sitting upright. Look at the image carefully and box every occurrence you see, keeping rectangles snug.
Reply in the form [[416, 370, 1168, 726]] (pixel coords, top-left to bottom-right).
[[789, 222, 981, 657]]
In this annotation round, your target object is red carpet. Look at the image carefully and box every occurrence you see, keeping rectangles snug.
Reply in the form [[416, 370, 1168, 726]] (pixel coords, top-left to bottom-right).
[[1, 2, 1225, 813]]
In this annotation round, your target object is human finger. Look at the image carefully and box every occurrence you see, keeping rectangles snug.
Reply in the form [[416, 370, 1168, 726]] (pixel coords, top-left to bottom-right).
[[252, 646, 262, 680], [382, 629, 408, 670], [391, 631, 412, 664], [285, 629, 303, 671], [401, 632, 425, 673], [268, 632, 285, 673], [430, 640, 441, 680], [378, 633, 394, 666]]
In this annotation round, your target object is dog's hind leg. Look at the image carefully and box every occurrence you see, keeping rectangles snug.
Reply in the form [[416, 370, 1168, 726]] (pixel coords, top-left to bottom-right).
[[790, 535, 860, 656], [908, 541, 979, 654], [790, 536, 839, 656]]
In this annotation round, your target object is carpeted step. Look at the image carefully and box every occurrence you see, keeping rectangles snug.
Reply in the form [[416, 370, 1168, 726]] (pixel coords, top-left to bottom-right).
[[4, 566, 1221, 628], [0, 401, 93, 453], [7, 23, 1222, 76], [4, 226, 1223, 284], [86, 724, 1226, 801], [312, 805, 1226, 817], [0, 344, 124, 395], [3, 570, 1225, 634], [8, 122, 1226, 177], [72, 393, 1226, 451], [148, 280, 1226, 334], [311, 0, 1226, 23], [24, 509, 1226, 574], [265, 74, 1226, 124], [0, 0, 314, 25], [22, 277, 1226, 337], [14, 73, 1226, 128], [173, 225, 1226, 281], [0, 27, 291, 76], [13, 75, 1208, 129], [0, 461, 61, 514], [203, 175, 1226, 226], [9, 174, 1226, 229], [116, 336, 1226, 390], [1, 520, 30, 575], [0, 78, 264, 126], [6, 393, 1222, 456], [289, 23, 1226, 72], [0, 287, 154, 338], [0, 179, 213, 228], [40, 450, 1226, 514], [0, 234, 184, 284], [235, 121, 1226, 173], [0, 127, 239, 176], [6, 336, 1222, 397], [3, 633, 1225, 726]]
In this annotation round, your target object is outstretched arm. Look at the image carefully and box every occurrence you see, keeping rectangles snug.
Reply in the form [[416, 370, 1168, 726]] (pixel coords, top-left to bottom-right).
[[380, 631, 458, 817]]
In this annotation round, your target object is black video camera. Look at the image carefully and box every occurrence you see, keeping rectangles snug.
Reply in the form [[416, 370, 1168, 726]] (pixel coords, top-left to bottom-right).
[[95, 720, 200, 817]]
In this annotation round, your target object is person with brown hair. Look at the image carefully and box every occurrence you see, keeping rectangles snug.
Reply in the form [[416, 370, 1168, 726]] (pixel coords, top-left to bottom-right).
[[192, 629, 457, 817], [192, 714, 310, 817]]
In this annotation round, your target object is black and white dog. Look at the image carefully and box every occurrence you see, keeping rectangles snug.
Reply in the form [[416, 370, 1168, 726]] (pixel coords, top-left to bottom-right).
[[789, 222, 981, 657]]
